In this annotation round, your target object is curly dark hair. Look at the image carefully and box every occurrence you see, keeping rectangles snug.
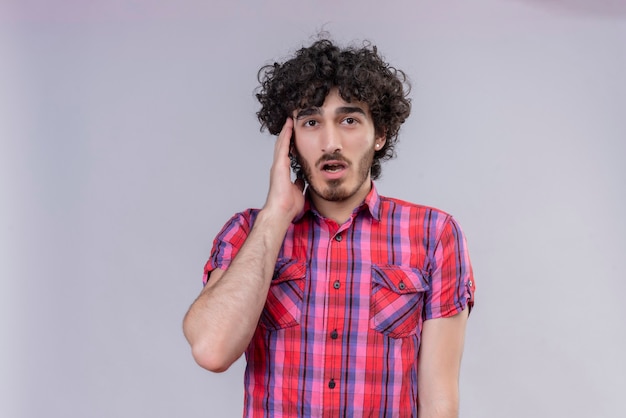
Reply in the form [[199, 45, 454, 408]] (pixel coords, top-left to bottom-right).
[[256, 38, 411, 180]]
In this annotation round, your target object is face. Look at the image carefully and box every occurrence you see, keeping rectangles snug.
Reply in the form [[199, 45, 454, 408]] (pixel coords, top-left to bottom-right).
[[292, 88, 385, 204]]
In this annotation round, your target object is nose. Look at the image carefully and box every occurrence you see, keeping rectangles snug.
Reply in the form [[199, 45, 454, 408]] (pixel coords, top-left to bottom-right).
[[321, 125, 342, 154]]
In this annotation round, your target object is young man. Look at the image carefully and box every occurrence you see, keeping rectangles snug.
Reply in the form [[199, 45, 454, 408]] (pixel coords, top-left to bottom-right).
[[183, 38, 475, 417]]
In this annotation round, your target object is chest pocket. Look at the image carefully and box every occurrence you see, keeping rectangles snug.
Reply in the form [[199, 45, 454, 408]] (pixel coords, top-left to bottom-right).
[[259, 258, 306, 331], [370, 264, 430, 338]]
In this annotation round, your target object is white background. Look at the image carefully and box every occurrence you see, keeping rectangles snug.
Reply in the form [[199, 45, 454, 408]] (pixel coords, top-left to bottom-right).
[[1, 0, 625, 417]]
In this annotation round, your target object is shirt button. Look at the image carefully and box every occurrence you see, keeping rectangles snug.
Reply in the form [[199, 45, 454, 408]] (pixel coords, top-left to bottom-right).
[[334, 234, 342, 242], [398, 281, 406, 290], [330, 329, 338, 339], [469, 280, 473, 287], [333, 280, 341, 289], [328, 379, 336, 389]]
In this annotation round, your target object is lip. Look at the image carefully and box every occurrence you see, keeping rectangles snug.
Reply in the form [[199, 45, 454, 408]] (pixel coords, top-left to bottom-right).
[[318, 159, 348, 180]]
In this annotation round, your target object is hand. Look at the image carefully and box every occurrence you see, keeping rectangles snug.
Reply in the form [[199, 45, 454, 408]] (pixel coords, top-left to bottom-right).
[[263, 118, 305, 221]]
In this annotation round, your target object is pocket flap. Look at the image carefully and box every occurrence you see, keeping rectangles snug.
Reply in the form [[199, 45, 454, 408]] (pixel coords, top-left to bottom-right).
[[273, 258, 306, 283], [372, 264, 430, 294]]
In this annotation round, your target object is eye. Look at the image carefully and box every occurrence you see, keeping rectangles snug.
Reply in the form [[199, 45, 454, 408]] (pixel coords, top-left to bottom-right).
[[343, 117, 357, 125], [304, 119, 317, 127]]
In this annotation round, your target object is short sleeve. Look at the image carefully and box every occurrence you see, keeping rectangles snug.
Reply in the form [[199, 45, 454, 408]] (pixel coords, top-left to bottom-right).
[[423, 216, 475, 320], [202, 209, 258, 285]]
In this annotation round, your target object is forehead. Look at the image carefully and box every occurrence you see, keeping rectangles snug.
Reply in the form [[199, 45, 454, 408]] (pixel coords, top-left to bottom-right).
[[294, 88, 370, 115]]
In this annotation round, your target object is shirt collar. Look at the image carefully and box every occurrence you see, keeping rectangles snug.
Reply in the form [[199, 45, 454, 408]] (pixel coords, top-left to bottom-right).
[[293, 181, 382, 223]]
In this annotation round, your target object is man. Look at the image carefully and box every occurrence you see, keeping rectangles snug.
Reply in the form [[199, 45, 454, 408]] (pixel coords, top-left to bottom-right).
[[183, 37, 475, 417]]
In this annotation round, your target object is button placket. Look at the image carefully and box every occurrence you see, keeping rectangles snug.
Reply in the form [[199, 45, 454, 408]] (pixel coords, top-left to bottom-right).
[[325, 227, 345, 401]]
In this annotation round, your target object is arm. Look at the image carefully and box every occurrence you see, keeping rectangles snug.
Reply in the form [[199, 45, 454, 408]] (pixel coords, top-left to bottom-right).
[[182, 118, 304, 372], [417, 307, 469, 418]]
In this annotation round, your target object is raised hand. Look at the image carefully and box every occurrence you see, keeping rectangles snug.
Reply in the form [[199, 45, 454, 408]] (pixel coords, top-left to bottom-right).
[[263, 118, 305, 221], [183, 118, 306, 372]]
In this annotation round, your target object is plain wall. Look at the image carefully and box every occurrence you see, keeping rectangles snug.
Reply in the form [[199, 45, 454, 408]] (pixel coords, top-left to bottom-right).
[[1, 0, 625, 417]]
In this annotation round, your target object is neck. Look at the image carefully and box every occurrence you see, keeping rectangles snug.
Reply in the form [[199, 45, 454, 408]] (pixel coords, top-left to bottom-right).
[[310, 180, 372, 225]]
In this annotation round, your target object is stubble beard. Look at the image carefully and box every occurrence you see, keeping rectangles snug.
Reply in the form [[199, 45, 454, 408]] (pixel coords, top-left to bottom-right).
[[296, 148, 375, 202]]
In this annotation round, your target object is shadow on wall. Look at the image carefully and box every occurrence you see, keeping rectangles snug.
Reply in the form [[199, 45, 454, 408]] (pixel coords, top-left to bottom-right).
[[516, 0, 626, 16]]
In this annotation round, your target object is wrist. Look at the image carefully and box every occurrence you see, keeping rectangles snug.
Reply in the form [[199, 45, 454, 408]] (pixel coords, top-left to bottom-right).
[[256, 207, 295, 232]]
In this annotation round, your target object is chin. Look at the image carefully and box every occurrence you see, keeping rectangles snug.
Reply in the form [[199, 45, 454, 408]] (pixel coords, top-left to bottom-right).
[[318, 182, 360, 202]]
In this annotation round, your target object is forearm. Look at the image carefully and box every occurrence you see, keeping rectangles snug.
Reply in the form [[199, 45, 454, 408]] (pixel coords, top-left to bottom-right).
[[183, 209, 291, 371], [417, 308, 468, 418], [418, 362, 460, 418], [417, 389, 459, 418]]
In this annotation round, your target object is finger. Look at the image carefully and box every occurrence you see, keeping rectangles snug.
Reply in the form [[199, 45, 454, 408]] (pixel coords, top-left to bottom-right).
[[274, 117, 294, 160]]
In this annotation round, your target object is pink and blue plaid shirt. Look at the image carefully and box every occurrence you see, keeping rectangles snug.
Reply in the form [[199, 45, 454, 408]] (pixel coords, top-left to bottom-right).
[[204, 183, 475, 417]]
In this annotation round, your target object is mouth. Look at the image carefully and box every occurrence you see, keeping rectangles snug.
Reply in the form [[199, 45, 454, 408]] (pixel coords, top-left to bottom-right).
[[321, 161, 347, 173], [319, 157, 348, 169]]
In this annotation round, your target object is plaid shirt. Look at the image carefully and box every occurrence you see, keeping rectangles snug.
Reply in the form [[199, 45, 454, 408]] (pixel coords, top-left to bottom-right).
[[204, 183, 475, 417]]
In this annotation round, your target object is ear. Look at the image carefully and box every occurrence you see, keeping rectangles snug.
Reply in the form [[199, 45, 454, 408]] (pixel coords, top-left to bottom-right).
[[374, 134, 386, 151]]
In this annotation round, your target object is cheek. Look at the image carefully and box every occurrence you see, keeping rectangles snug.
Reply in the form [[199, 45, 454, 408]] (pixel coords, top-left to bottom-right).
[[293, 133, 316, 156]]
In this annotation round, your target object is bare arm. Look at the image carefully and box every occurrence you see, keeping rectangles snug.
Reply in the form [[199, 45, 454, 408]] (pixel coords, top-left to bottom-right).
[[417, 307, 469, 418], [182, 118, 304, 372]]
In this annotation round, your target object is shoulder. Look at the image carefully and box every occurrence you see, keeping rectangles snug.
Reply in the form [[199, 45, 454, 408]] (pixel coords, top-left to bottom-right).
[[216, 208, 262, 237], [383, 195, 451, 214], [378, 194, 453, 222], [376, 195, 470, 243]]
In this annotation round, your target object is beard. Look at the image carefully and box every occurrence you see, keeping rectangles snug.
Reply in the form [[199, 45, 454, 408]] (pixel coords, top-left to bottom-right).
[[295, 147, 374, 202]]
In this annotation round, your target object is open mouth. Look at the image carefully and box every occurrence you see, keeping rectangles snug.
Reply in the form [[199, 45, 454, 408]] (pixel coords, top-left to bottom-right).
[[322, 163, 346, 173], [320, 159, 348, 173]]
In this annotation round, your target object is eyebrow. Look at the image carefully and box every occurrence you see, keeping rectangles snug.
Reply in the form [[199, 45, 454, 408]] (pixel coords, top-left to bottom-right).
[[336, 106, 367, 117], [295, 108, 321, 120], [295, 106, 367, 120]]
